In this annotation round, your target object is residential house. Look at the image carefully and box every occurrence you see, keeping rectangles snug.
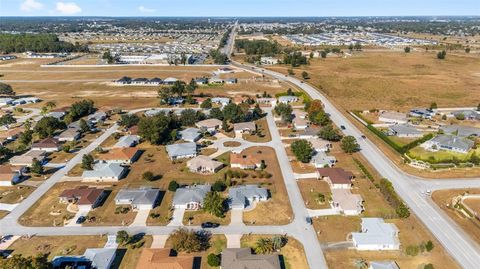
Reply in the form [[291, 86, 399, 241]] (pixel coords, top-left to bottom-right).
[[116, 76, 132, 85], [233, 122, 256, 135], [228, 185, 269, 209], [195, 77, 209, 85], [114, 135, 140, 148], [135, 248, 194, 269], [409, 108, 434, 119], [88, 111, 107, 124], [256, 98, 277, 107], [9, 150, 46, 166], [352, 218, 400, 250], [387, 124, 422, 138], [210, 78, 225, 84], [98, 147, 142, 165], [32, 137, 60, 152], [166, 142, 197, 160], [221, 248, 281, 269], [131, 78, 149, 85], [369, 261, 400, 269], [293, 109, 308, 119], [278, 95, 299, 104], [52, 248, 116, 269], [115, 188, 160, 210], [0, 165, 26, 186], [297, 126, 321, 139], [82, 163, 127, 182], [378, 111, 408, 124], [0, 127, 24, 145], [195, 118, 222, 134], [230, 153, 262, 170], [317, 168, 354, 189], [217, 67, 234, 74], [178, 128, 202, 142], [331, 189, 364, 216], [0, 55, 16, 61], [187, 155, 223, 174], [58, 186, 106, 211], [293, 117, 309, 130], [311, 151, 336, 168], [452, 110, 480, 121], [422, 135, 474, 154], [440, 124, 480, 137], [211, 97, 231, 106], [0, 98, 14, 106], [148, 77, 163, 85], [307, 138, 332, 152], [56, 128, 81, 142], [163, 77, 178, 85], [260, 56, 279, 65], [172, 184, 211, 210]]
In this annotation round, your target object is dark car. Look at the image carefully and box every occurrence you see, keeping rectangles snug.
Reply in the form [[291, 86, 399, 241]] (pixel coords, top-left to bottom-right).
[[76, 216, 86, 224], [361, 135, 367, 139], [340, 125, 346, 130], [306, 217, 313, 225], [201, 222, 220, 229]]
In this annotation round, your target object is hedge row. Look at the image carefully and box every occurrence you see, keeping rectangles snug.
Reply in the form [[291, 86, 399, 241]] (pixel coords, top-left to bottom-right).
[[379, 178, 410, 218]]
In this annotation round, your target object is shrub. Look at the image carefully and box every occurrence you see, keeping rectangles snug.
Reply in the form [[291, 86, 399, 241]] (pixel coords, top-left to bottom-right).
[[207, 253, 221, 267], [168, 180, 179, 192], [405, 245, 419, 256], [425, 240, 434, 252], [142, 171, 155, 181]]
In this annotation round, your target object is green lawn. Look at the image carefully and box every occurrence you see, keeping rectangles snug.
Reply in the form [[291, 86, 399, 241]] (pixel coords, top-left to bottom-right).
[[408, 146, 480, 163]]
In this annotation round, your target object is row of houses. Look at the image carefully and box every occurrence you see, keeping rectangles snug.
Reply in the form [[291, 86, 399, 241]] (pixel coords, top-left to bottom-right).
[[114, 76, 178, 86], [0, 97, 41, 107]]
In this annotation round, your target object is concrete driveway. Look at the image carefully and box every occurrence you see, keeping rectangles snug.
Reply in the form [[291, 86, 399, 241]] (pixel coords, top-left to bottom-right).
[[226, 234, 242, 248], [130, 209, 150, 227], [167, 208, 185, 226], [151, 235, 168, 248], [65, 209, 90, 227], [230, 208, 244, 226]]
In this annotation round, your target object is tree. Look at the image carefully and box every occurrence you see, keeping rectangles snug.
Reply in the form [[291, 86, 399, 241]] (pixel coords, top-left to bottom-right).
[[425, 240, 434, 252], [396, 203, 410, 218], [0, 114, 16, 126], [207, 253, 221, 267], [169, 228, 208, 253], [470, 152, 480, 165], [180, 109, 198, 126], [318, 124, 342, 141], [82, 154, 94, 170], [354, 42, 362, 51], [200, 98, 212, 109], [212, 180, 226, 192], [424, 264, 434, 269], [31, 158, 44, 175], [0, 147, 12, 161], [203, 191, 225, 217], [0, 253, 51, 269], [19, 129, 33, 146], [310, 110, 331, 126], [0, 82, 15, 96], [430, 102, 437, 110], [138, 112, 175, 145], [168, 180, 179, 192], [404, 46, 411, 53], [465, 47, 471, 53], [210, 107, 224, 120], [455, 113, 465, 120], [79, 119, 90, 133], [291, 139, 314, 163], [286, 88, 294, 96], [142, 171, 155, 181], [274, 103, 293, 123], [320, 51, 327, 58], [252, 104, 264, 120], [341, 136, 360, 153], [254, 238, 274, 254], [437, 50, 447, 59], [301, 71, 309, 79], [186, 79, 198, 95], [119, 114, 139, 128], [34, 116, 66, 138], [348, 43, 354, 51], [223, 103, 245, 123], [117, 230, 130, 245], [102, 50, 115, 64]]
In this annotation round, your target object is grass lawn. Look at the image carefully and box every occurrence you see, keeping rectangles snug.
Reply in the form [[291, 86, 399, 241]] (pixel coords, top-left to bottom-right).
[[84, 189, 137, 226], [408, 146, 480, 163], [183, 210, 231, 226], [223, 141, 241, 147], [432, 189, 480, 246], [200, 147, 218, 156], [117, 235, 153, 269], [242, 117, 272, 143], [240, 235, 308, 269], [146, 191, 174, 226], [297, 179, 331, 209], [313, 216, 361, 242], [7, 235, 106, 260], [0, 185, 35, 204], [48, 150, 75, 164]]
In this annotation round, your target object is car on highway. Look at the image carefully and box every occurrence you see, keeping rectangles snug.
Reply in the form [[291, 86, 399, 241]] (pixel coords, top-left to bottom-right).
[[76, 216, 86, 224], [306, 217, 313, 225], [201, 222, 220, 228]]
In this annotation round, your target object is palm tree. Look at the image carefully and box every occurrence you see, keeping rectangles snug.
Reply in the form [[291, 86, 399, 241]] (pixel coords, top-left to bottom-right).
[[254, 238, 274, 254]]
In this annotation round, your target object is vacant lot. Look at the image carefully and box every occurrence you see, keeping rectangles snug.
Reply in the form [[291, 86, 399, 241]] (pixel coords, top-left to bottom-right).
[[242, 117, 272, 143], [241, 235, 308, 269], [7, 235, 106, 259], [297, 180, 331, 209], [432, 189, 480, 246], [84, 189, 137, 226], [266, 51, 480, 111], [0, 185, 35, 204]]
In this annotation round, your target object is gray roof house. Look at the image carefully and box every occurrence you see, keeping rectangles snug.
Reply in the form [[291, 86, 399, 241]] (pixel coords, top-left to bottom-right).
[[46, 111, 66, 120], [311, 151, 336, 168], [166, 142, 197, 160], [352, 218, 400, 250], [278, 95, 299, 104], [211, 97, 231, 106], [452, 110, 480, 120], [82, 163, 127, 182], [115, 188, 160, 210], [88, 111, 107, 123], [172, 184, 211, 210], [369, 261, 400, 269], [56, 128, 81, 142], [233, 122, 256, 134], [423, 135, 474, 154], [228, 185, 269, 209], [9, 150, 46, 166], [52, 248, 116, 269], [187, 155, 223, 174], [195, 118, 222, 133], [387, 124, 422, 138], [221, 248, 281, 269], [114, 135, 140, 148], [440, 124, 480, 137], [178, 128, 202, 142]]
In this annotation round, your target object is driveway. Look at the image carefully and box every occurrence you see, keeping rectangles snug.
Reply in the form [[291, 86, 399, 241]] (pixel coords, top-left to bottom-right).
[[0, 203, 18, 212], [65, 209, 90, 227], [151, 235, 168, 248], [104, 235, 118, 249], [230, 208, 244, 226], [167, 208, 185, 226], [226, 234, 242, 248], [130, 209, 150, 227], [294, 173, 319, 179]]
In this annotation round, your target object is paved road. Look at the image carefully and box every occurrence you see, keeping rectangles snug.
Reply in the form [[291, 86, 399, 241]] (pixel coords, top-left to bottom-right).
[[233, 62, 480, 269]]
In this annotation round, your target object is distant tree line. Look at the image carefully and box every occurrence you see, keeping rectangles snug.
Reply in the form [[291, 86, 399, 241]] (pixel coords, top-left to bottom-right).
[[0, 33, 89, 54], [235, 39, 281, 56]]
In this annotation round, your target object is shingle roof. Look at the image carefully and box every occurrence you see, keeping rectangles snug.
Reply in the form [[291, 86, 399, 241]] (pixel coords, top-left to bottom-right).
[[83, 248, 116, 269], [135, 248, 194, 269], [233, 122, 255, 132], [178, 128, 201, 141], [115, 188, 160, 206], [82, 163, 126, 179], [228, 185, 268, 208], [173, 184, 211, 206], [440, 125, 480, 137], [430, 135, 474, 152], [389, 124, 421, 136], [221, 248, 281, 269], [166, 142, 197, 158], [114, 135, 139, 148], [32, 137, 60, 149], [98, 147, 139, 162], [317, 168, 354, 185], [59, 186, 105, 205], [196, 118, 222, 129], [352, 218, 399, 247]]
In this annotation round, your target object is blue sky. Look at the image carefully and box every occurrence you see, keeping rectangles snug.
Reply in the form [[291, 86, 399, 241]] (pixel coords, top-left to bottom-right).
[[1, 0, 479, 16]]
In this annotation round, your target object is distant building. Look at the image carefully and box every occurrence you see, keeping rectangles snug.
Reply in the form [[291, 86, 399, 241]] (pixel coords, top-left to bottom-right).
[[196, 118, 222, 134], [260, 56, 279, 65], [278, 96, 299, 104], [387, 124, 422, 138], [440, 124, 480, 137], [233, 122, 256, 134]]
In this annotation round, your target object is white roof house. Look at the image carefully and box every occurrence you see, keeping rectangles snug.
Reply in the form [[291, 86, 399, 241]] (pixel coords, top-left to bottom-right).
[[178, 128, 202, 142], [211, 97, 231, 106], [166, 142, 197, 160], [388, 124, 422, 138], [9, 150, 46, 166], [115, 188, 160, 210], [56, 128, 81, 142], [88, 111, 107, 123], [114, 135, 140, 148], [196, 118, 222, 133], [233, 122, 256, 134], [378, 111, 408, 125], [256, 98, 277, 107], [331, 189, 364, 216], [52, 248, 116, 269], [293, 117, 309, 130], [352, 218, 400, 250], [311, 151, 336, 168], [440, 124, 480, 137], [278, 96, 299, 104], [306, 138, 332, 152], [228, 185, 269, 209], [82, 163, 127, 182], [172, 184, 211, 210]]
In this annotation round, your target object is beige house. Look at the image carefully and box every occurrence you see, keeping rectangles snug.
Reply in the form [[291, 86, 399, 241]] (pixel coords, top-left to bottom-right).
[[186, 155, 223, 174]]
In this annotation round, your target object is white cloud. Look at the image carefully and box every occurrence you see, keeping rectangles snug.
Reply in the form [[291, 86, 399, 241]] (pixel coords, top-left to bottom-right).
[[138, 6, 156, 13], [20, 0, 44, 12], [56, 2, 82, 15]]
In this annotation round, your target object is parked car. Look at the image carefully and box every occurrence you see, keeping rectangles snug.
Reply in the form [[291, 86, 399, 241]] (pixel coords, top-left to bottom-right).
[[76, 216, 86, 224], [361, 135, 366, 139], [340, 125, 346, 130], [201, 222, 220, 229], [306, 217, 313, 225]]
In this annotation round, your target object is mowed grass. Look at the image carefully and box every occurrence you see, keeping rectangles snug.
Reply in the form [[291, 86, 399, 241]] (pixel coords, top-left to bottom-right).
[[240, 235, 309, 269], [266, 51, 480, 111]]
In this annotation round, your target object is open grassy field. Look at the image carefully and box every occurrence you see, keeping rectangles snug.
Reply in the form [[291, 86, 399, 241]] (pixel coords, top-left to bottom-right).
[[240, 235, 308, 269], [7, 235, 106, 259], [297, 180, 331, 209], [0, 185, 35, 204], [264, 51, 480, 111], [432, 189, 480, 246]]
